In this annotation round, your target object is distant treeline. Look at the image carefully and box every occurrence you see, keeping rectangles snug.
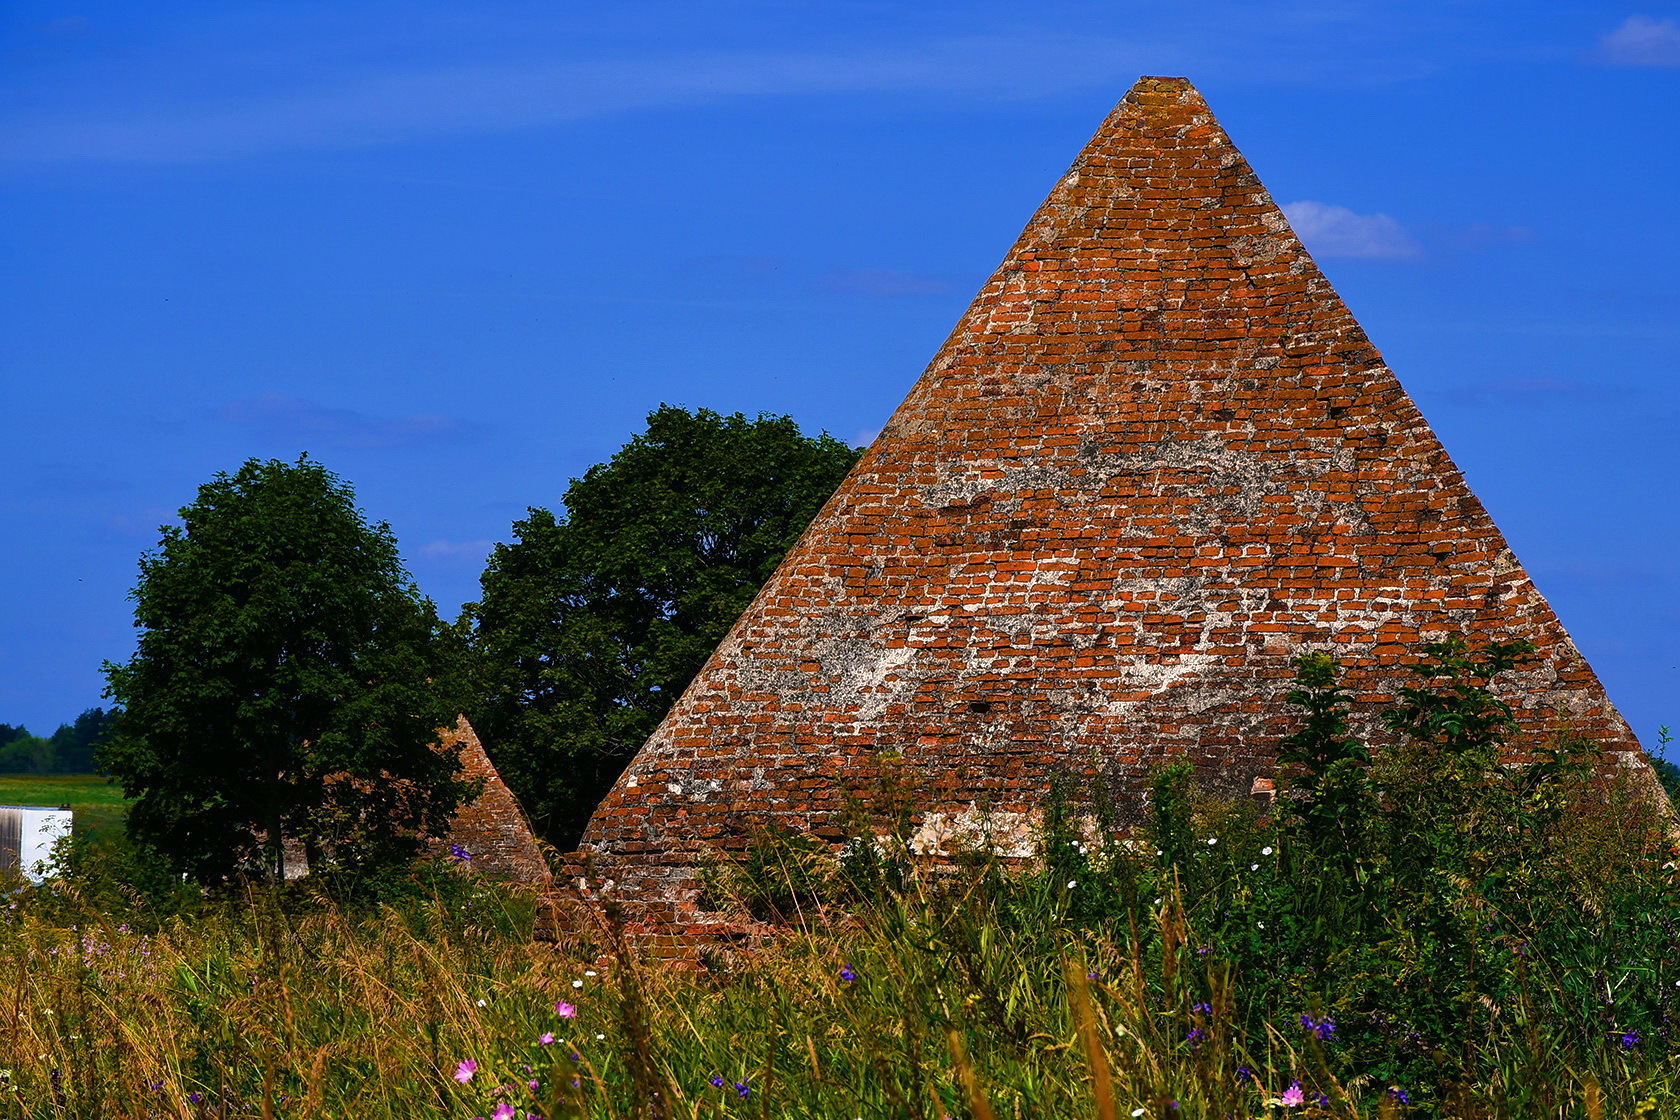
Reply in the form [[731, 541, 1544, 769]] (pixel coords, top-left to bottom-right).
[[0, 709, 116, 775]]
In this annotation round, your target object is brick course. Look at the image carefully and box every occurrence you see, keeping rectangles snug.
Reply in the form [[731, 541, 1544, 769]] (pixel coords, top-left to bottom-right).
[[575, 76, 1646, 927]]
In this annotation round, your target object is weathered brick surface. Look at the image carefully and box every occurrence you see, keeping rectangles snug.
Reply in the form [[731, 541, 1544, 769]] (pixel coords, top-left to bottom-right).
[[436, 717, 551, 884], [576, 75, 1646, 927]]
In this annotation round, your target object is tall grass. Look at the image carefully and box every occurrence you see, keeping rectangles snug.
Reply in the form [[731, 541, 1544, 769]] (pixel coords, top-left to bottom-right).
[[3, 850, 1677, 1119], [3, 640, 1676, 1118]]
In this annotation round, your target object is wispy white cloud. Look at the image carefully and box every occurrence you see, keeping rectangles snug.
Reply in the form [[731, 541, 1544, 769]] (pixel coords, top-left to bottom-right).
[[815, 269, 952, 298], [853, 428, 881, 448], [1596, 15, 1680, 67], [215, 395, 480, 449], [0, 33, 1158, 164], [104, 508, 179, 538], [1282, 200, 1424, 262], [417, 538, 495, 566], [0, 1, 1541, 167]]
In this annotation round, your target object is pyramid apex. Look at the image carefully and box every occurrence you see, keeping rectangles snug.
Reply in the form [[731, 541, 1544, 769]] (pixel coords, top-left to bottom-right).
[[1124, 75, 1200, 99]]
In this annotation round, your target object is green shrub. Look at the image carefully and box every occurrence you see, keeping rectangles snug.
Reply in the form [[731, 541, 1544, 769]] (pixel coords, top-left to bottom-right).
[[986, 638, 1680, 1106]]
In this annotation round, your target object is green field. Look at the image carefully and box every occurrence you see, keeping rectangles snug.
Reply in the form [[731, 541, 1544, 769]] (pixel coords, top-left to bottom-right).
[[0, 773, 128, 838]]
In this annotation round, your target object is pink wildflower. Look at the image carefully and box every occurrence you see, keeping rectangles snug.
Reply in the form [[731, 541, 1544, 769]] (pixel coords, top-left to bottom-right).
[[555, 1001, 577, 1018], [453, 1059, 478, 1083], [493, 1104, 516, 1120], [538, 1032, 555, 1045], [1278, 1081, 1305, 1108]]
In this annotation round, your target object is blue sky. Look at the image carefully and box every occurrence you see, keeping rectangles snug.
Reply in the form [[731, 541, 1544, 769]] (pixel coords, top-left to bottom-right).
[[2, 1, 1676, 747]]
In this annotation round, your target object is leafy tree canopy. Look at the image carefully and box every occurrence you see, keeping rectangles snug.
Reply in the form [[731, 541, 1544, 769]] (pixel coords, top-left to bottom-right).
[[467, 405, 862, 848], [100, 456, 469, 883]]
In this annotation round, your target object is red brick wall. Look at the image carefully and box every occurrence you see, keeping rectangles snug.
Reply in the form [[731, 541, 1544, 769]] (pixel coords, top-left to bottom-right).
[[577, 75, 1645, 926]]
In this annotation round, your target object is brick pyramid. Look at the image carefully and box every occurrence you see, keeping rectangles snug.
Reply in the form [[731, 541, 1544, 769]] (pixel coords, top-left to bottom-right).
[[579, 76, 1643, 919], [438, 717, 551, 883]]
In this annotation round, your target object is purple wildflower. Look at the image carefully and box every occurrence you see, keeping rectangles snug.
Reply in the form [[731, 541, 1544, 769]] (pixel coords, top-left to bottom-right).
[[1389, 1087, 1411, 1105], [709, 1076, 725, 1089], [1192, 1001, 1212, 1015], [1621, 1029, 1640, 1051], [839, 964, 858, 982], [734, 1081, 750, 1099], [1299, 1013, 1335, 1040], [1184, 1026, 1206, 1046], [451, 843, 472, 862]]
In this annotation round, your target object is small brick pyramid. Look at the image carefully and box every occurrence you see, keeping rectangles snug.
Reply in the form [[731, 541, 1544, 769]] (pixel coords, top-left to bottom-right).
[[578, 76, 1644, 923], [439, 717, 551, 883]]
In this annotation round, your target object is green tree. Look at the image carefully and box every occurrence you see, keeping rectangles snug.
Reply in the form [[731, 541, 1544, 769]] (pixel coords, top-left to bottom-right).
[[48, 708, 116, 773], [0, 724, 49, 774], [0, 709, 115, 774], [467, 405, 861, 848], [100, 456, 469, 883]]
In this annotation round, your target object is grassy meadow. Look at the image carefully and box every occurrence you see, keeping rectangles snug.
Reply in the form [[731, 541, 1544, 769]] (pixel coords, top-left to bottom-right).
[[0, 834, 1677, 1120], [0, 773, 129, 840], [2, 750, 1679, 1118], [3, 647, 1677, 1118]]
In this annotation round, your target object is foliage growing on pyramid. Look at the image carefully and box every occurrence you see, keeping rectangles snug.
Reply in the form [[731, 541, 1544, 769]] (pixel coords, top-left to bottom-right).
[[576, 76, 1646, 924]]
